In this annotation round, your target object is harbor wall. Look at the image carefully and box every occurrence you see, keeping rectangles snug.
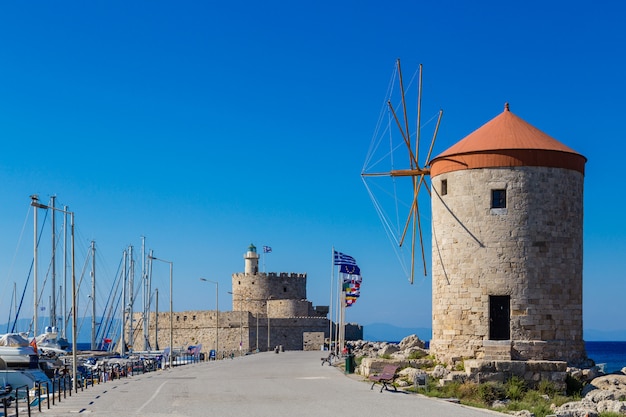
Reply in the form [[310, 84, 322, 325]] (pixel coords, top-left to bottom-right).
[[129, 310, 335, 354]]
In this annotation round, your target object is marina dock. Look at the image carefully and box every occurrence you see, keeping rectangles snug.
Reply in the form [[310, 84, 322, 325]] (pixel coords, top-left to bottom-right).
[[34, 351, 497, 417]]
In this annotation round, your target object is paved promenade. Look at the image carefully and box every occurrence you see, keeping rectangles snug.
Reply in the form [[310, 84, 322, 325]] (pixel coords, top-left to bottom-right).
[[38, 351, 499, 417]]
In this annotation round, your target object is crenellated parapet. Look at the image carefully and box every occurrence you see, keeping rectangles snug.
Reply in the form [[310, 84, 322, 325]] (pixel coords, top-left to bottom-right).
[[231, 270, 308, 315]]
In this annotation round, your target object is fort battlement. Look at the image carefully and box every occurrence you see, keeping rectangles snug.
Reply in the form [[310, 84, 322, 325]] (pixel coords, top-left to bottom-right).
[[232, 272, 307, 280], [231, 271, 308, 314]]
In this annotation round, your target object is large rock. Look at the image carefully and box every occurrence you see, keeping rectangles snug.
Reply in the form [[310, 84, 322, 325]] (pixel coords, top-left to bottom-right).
[[378, 343, 400, 356], [583, 374, 626, 397], [431, 364, 449, 379], [596, 400, 626, 414], [553, 399, 597, 417], [397, 367, 424, 383], [399, 334, 425, 350]]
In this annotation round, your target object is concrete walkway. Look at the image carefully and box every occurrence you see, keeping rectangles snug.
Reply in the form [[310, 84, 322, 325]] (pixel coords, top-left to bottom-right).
[[37, 351, 500, 417]]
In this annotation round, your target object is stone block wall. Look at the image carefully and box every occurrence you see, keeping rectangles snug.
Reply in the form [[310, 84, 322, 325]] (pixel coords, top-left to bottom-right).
[[231, 272, 307, 314], [303, 332, 325, 351], [267, 299, 309, 318], [430, 166, 585, 364], [130, 310, 330, 354]]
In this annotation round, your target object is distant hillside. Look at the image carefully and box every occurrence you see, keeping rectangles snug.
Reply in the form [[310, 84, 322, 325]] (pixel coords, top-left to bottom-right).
[[362, 323, 431, 343]]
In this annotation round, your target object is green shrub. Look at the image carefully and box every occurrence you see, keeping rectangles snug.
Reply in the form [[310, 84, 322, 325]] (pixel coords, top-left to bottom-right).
[[426, 381, 460, 399], [536, 379, 558, 397], [407, 350, 428, 360], [478, 382, 506, 404], [527, 402, 553, 417], [565, 374, 584, 397], [456, 382, 479, 400], [505, 376, 527, 401]]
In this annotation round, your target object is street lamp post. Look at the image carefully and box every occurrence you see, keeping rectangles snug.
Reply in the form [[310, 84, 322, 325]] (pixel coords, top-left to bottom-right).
[[199, 278, 219, 356], [148, 255, 173, 369], [227, 292, 244, 355], [267, 300, 271, 352], [30, 196, 78, 392]]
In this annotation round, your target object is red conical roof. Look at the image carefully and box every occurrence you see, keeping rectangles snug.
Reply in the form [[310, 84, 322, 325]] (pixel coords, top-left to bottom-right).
[[430, 104, 586, 176]]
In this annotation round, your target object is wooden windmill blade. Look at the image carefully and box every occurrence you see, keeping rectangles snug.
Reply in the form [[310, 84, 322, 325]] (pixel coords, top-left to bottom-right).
[[361, 59, 442, 284], [397, 172, 429, 282]]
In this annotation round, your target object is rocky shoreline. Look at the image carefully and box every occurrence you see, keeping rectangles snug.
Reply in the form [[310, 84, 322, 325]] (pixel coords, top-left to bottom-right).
[[348, 335, 626, 417]]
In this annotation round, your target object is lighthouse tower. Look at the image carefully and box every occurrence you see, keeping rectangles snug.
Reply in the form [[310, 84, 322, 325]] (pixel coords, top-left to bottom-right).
[[428, 104, 587, 365], [244, 243, 260, 275]]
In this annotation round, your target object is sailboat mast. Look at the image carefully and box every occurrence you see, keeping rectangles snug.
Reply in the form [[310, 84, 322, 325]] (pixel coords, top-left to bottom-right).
[[63, 206, 68, 340], [51, 195, 57, 330], [120, 250, 127, 356], [154, 287, 159, 350], [128, 245, 134, 350], [91, 241, 96, 350], [328, 248, 334, 352], [32, 195, 39, 337], [142, 238, 151, 351]]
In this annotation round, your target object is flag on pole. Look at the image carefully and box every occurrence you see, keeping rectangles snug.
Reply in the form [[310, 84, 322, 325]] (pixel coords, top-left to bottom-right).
[[334, 251, 357, 266], [263, 246, 272, 253], [334, 250, 362, 307]]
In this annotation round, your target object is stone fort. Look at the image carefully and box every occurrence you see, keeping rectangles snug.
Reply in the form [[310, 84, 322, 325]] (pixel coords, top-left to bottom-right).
[[134, 244, 362, 354]]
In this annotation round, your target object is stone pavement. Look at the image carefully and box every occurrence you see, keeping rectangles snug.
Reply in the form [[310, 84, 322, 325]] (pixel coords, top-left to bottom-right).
[[33, 351, 500, 417]]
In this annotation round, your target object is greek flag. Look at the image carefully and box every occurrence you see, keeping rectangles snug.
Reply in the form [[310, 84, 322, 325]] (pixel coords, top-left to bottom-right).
[[333, 250, 357, 266]]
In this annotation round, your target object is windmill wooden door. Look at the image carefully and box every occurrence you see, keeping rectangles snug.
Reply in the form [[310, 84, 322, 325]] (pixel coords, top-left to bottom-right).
[[489, 295, 510, 340]]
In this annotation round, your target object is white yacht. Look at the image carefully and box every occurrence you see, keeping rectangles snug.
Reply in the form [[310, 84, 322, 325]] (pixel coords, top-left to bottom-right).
[[0, 333, 51, 391]]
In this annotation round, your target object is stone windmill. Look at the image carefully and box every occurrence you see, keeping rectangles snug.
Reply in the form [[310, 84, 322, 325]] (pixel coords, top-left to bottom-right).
[[428, 103, 587, 364], [363, 62, 588, 365]]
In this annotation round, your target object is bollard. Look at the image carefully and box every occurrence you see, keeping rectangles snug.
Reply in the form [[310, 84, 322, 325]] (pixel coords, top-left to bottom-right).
[[36, 381, 42, 412], [344, 354, 355, 374], [45, 381, 50, 409]]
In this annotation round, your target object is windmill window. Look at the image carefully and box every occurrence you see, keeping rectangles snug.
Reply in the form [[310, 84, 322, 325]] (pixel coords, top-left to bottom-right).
[[441, 179, 448, 196], [491, 189, 506, 209]]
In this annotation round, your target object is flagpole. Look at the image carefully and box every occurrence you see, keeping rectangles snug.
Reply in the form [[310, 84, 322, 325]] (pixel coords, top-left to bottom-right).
[[340, 290, 345, 353], [335, 270, 341, 354], [329, 247, 335, 351], [262, 246, 272, 273]]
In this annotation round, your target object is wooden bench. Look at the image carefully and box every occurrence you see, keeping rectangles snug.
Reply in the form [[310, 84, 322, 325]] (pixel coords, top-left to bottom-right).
[[320, 352, 338, 366], [369, 365, 398, 392]]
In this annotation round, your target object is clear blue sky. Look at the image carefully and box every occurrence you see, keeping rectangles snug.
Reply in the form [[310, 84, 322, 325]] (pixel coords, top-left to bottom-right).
[[0, 1, 624, 341]]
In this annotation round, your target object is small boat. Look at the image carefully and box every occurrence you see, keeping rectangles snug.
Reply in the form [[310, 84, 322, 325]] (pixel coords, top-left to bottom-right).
[[0, 333, 51, 394], [0, 333, 39, 368], [35, 327, 70, 355]]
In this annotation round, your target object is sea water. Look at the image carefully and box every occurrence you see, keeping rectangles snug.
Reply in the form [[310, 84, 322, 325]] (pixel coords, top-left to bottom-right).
[[585, 341, 626, 374]]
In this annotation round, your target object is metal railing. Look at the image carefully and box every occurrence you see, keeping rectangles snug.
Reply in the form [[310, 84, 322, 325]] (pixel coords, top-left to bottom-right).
[[2, 352, 208, 415]]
